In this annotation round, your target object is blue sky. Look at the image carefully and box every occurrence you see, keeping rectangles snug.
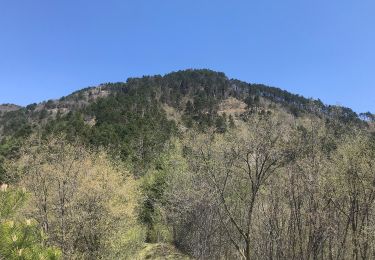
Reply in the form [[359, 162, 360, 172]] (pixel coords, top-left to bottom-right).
[[0, 0, 374, 113]]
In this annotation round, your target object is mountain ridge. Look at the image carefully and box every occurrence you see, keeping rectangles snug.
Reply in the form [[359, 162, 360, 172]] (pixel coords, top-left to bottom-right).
[[1, 69, 372, 121], [0, 69, 373, 162]]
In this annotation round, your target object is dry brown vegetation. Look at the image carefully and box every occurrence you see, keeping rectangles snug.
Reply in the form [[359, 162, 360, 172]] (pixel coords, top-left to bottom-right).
[[164, 113, 375, 260], [218, 97, 247, 116]]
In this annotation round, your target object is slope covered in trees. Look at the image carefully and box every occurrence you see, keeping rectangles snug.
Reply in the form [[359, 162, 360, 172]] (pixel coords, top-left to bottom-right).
[[0, 69, 374, 259]]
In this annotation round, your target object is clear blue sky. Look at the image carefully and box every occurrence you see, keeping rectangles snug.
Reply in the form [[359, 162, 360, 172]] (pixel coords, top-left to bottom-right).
[[0, 0, 374, 113]]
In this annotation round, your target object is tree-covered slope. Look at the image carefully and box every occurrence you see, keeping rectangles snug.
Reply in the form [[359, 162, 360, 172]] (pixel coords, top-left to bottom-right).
[[0, 69, 373, 181]]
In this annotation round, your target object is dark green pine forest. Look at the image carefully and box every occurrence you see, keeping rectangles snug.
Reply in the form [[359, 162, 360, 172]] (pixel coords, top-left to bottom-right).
[[0, 69, 374, 259]]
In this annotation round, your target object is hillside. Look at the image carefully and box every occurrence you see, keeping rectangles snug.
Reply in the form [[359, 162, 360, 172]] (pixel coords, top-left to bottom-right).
[[1, 69, 374, 259], [0, 69, 372, 140], [1, 69, 373, 179]]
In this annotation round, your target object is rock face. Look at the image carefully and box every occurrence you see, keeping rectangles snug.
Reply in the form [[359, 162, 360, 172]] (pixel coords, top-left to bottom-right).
[[218, 97, 247, 116], [0, 104, 21, 113]]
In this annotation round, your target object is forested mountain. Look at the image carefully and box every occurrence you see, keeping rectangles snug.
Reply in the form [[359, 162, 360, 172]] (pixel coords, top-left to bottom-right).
[[0, 69, 374, 259]]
